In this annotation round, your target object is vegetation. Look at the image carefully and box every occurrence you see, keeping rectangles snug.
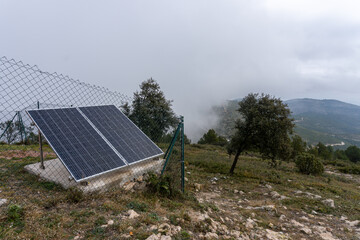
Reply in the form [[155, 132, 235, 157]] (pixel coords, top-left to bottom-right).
[[345, 145, 360, 163], [1, 144, 360, 239], [197, 129, 227, 146], [227, 93, 294, 173], [122, 78, 178, 142], [295, 153, 324, 175]]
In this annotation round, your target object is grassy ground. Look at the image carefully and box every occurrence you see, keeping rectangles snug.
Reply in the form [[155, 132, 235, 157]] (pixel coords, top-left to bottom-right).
[[0, 144, 360, 239]]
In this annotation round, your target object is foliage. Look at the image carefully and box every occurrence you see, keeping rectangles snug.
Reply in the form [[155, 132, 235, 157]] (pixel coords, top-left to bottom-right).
[[345, 145, 360, 163], [228, 93, 294, 173], [146, 172, 179, 197], [122, 78, 177, 142], [290, 135, 307, 160], [295, 153, 324, 175], [198, 129, 227, 146], [66, 188, 84, 203], [334, 149, 348, 161], [126, 201, 149, 212], [160, 129, 191, 144]]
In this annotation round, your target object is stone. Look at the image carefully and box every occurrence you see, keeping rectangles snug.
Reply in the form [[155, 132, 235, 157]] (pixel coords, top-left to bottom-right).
[[322, 199, 335, 208], [171, 225, 182, 235], [107, 220, 114, 225], [194, 183, 203, 191], [0, 199, 7, 206], [290, 219, 304, 228], [300, 227, 312, 234], [204, 232, 219, 239], [136, 175, 144, 182], [265, 184, 273, 189], [234, 189, 239, 194], [127, 209, 140, 219], [279, 214, 286, 221], [123, 182, 136, 191], [160, 236, 171, 240], [300, 216, 309, 221], [270, 191, 281, 198], [158, 223, 171, 233], [230, 230, 241, 238], [265, 229, 290, 240], [146, 234, 160, 240], [245, 218, 256, 229]]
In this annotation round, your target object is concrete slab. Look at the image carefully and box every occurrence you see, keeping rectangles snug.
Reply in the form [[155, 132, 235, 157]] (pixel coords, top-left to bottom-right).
[[24, 158, 165, 192]]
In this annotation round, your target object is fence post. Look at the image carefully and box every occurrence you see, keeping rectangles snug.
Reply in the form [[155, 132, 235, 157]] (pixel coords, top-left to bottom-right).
[[38, 101, 45, 169], [180, 116, 185, 193]]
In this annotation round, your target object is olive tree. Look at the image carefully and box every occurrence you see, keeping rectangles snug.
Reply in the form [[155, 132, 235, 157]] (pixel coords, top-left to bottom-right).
[[228, 93, 294, 174]]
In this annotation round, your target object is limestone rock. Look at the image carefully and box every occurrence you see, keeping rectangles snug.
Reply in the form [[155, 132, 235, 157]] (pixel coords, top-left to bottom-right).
[[204, 232, 219, 239], [322, 199, 335, 208], [300, 227, 312, 234], [0, 199, 7, 206], [158, 223, 171, 233], [127, 209, 140, 219], [265, 229, 290, 240]]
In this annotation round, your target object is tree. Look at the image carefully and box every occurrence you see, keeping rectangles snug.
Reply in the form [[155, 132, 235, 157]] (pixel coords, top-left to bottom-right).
[[123, 78, 177, 142], [334, 149, 348, 161], [345, 145, 360, 163], [198, 129, 228, 146], [227, 93, 294, 174], [290, 135, 307, 159], [0, 120, 20, 144], [316, 142, 333, 160]]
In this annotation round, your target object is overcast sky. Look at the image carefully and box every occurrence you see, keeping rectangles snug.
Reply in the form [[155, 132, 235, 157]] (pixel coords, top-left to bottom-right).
[[1, 0, 360, 139]]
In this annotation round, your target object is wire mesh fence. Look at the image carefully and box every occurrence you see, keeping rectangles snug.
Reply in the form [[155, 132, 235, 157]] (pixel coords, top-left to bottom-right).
[[0, 56, 184, 198]]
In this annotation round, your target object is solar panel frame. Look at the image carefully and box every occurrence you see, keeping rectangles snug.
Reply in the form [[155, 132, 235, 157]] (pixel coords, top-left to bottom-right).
[[26, 107, 129, 182], [79, 105, 164, 165]]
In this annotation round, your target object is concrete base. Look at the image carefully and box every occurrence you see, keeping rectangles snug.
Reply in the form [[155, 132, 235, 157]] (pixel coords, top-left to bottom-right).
[[24, 158, 165, 192]]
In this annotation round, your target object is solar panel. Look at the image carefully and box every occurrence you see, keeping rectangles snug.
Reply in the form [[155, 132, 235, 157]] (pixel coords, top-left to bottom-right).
[[27, 105, 164, 182], [79, 105, 163, 164], [27, 108, 127, 181]]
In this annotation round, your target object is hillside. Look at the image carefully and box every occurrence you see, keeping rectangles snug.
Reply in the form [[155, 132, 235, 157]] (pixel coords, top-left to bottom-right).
[[285, 99, 360, 147], [1, 144, 360, 239], [213, 98, 360, 148]]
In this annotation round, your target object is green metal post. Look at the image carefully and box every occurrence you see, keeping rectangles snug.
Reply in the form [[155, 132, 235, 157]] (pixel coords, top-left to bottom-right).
[[164, 122, 182, 159], [161, 124, 181, 176], [180, 116, 185, 193], [38, 101, 45, 169], [17, 112, 24, 143]]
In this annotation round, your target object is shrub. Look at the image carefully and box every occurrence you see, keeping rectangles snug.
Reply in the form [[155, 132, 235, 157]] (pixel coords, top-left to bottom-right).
[[295, 153, 324, 175], [66, 188, 84, 203]]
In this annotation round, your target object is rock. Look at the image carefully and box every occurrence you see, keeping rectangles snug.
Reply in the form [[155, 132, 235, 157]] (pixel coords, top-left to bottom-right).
[[0, 199, 7, 206], [158, 223, 171, 233], [171, 225, 182, 235], [290, 219, 304, 228], [265, 229, 290, 240], [133, 181, 147, 191], [270, 191, 281, 198], [345, 220, 360, 227], [204, 232, 219, 239], [322, 199, 335, 208], [234, 189, 239, 194], [188, 211, 210, 222], [194, 183, 203, 191], [319, 232, 339, 240], [184, 177, 188, 182], [300, 216, 309, 221], [300, 227, 312, 234], [245, 218, 256, 229], [239, 190, 245, 195], [160, 236, 171, 240], [230, 230, 241, 238], [123, 182, 136, 191], [146, 234, 160, 240], [107, 220, 114, 225], [136, 175, 144, 182], [265, 184, 273, 189], [149, 225, 157, 231], [279, 214, 286, 221], [127, 209, 140, 219]]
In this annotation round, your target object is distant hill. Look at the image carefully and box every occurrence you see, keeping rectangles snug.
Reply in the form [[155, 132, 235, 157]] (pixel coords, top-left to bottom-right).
[[213, 98, 360, 148], [285, 98, 360, 148]]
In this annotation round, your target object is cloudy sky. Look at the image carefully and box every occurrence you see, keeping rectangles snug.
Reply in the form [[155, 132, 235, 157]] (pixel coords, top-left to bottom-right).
[[1, 0, 360, 139]]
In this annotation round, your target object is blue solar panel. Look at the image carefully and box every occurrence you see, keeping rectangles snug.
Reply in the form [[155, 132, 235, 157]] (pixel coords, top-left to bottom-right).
[[27, 108, 127, 181], [79, 105, 163, 164]]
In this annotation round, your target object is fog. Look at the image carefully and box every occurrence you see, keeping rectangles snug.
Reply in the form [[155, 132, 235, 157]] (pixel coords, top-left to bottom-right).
[[1, 0, 360, 140]]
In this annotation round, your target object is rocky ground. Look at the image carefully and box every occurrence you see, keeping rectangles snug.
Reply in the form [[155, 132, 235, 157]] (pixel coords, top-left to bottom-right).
[[1, 144, 360, 239]]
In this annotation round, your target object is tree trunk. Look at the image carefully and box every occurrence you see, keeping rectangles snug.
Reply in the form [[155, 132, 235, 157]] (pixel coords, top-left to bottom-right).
[[229, 149, 242, 174]]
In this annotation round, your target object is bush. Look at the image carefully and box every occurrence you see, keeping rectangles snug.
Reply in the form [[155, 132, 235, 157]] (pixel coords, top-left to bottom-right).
[[295, 153, 324, 175]]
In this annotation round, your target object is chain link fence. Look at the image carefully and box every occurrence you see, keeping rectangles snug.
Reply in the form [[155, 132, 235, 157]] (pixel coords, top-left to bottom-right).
[[0, 57, 184, 199]]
